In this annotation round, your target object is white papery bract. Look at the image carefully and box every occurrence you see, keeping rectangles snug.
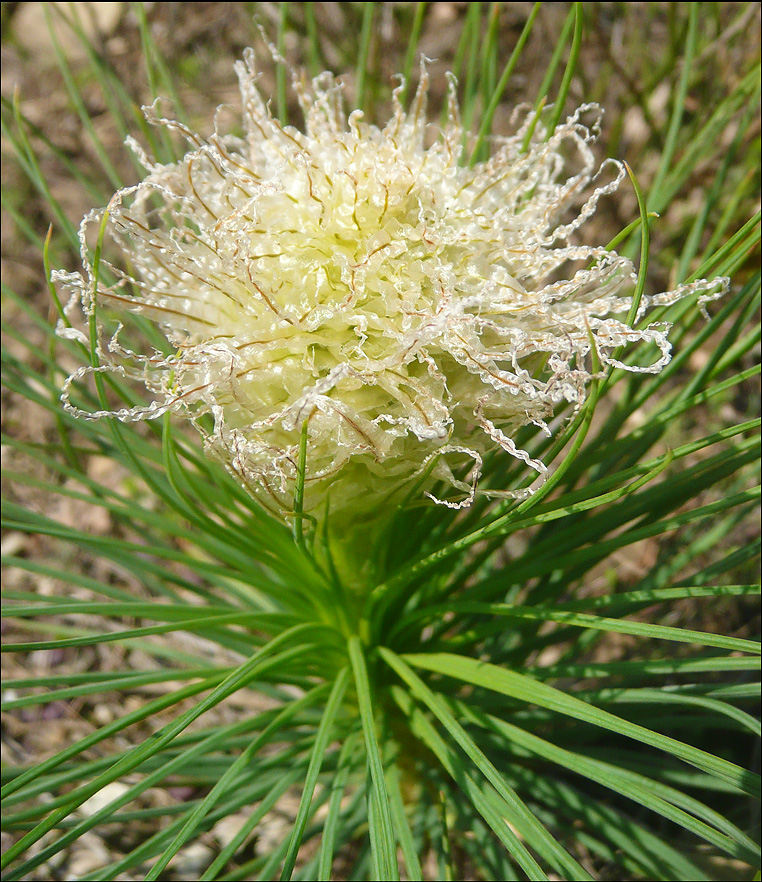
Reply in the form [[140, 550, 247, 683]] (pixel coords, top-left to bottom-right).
[[56, 50, 725, 524]]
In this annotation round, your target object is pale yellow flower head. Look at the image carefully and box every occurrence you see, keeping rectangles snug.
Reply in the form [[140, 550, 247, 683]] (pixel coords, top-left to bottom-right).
[[57, 50, 725, 524]]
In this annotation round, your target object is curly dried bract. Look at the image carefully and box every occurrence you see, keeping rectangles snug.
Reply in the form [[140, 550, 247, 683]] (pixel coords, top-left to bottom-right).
[[56, 49, 726, 524]]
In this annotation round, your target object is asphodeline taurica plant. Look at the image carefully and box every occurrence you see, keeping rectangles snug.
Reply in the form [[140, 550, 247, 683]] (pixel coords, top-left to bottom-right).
[[56, 50, 724, 540]]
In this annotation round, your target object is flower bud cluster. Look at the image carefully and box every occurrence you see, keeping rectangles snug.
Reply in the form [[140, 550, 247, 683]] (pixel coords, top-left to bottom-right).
[[57, 51, 725, 523]]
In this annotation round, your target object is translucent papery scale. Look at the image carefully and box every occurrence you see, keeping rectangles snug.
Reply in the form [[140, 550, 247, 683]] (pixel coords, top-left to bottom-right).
[[56, 52, 728, 524]]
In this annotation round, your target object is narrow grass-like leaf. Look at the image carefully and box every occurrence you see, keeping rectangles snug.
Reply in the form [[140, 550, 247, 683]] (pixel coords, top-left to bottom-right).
[[545, 2, 583, 138], [386, 762, 424, 882], [318, 733, 360, 881], [355, 3, 375, 114], [348, 636, 399, 881], [469, 3, 540, 164], [399, 2, 428, 107], [279, 668, 350, 880], [648, 3, 699, 207], [520, 4, 575, 151]]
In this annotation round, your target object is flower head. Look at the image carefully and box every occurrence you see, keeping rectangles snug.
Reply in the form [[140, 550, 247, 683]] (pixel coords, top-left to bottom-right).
[[57, 50, 725, 525]]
